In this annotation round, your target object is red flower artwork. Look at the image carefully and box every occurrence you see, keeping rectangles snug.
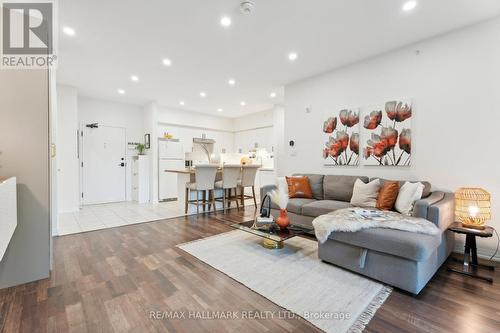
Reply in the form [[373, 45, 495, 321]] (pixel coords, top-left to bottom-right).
[[363, 100, 412, 166], [386, 101, 412, 122], [363, 110, 382, 130], [323, 109, 360, 166], [339, 109, 359, 127], [323, 117, 337, 133]]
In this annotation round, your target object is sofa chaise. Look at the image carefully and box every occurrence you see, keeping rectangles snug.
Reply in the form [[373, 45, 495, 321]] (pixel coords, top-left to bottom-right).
[[261, 174, 455, 294]]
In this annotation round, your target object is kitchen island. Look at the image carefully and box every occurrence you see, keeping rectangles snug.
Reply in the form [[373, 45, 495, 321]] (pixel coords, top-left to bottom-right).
[[164, 169, 223, 210]]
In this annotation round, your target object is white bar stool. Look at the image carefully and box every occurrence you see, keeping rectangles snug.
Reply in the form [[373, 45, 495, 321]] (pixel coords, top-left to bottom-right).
[[214, 164, 241, 213], [238, 165, 260, 208], [185, 164, 218, 215]]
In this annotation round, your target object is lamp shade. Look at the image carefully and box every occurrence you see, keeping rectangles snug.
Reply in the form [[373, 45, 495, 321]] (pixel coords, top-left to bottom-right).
[[455, 187, 491, 229]]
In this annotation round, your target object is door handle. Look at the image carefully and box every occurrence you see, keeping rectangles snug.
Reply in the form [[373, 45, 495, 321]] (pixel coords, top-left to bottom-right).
[[119, 162, 125, 167]]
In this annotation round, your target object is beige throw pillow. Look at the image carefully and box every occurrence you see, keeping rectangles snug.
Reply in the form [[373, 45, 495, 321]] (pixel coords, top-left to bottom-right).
[[395, 181, 425, 215], [350, 179, 381, 208]]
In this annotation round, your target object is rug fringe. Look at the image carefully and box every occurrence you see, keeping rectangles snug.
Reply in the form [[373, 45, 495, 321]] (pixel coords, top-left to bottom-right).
[[347, 285, 393, 333]]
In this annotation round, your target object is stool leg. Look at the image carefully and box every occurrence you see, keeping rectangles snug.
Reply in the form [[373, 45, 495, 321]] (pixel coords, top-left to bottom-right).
[[185, 188, 189, 214], [202, 190, 206, 212], [252, 186, 257, 208], [212, 190, 217, 214], [240, 187, 244, 206], [235, 188, 240, 211], [196, 191, 199, 215], [222, 189, 226, 213]]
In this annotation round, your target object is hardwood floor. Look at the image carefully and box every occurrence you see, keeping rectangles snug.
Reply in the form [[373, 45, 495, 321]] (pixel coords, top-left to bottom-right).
[[0, 208, 499, 333]]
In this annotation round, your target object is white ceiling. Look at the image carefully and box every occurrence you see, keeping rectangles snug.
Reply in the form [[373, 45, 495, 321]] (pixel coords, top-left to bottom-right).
[[57, 0, 500, 117]]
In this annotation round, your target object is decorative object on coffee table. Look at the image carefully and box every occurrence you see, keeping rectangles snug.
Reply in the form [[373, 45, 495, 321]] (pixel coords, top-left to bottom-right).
[[268, 178, 290, 229], [455, 187, 491, 230], [231, 220, 303, 249], [276, 209, 290, 230], [447, 222, 495, 283]]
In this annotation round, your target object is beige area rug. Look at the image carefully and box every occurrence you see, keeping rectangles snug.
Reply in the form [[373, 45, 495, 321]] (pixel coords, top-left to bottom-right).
[[178, 230, 392, 333]]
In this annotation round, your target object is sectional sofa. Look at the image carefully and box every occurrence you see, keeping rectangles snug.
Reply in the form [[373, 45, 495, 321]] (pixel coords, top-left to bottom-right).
[[260, 174, 455, 294]]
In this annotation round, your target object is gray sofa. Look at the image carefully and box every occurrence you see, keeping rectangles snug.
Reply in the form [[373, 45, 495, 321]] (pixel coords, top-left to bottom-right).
[[261, 174, 455, 294]]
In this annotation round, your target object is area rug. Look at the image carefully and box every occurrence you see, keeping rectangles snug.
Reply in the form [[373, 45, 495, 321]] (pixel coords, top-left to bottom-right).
[[178, 230, 392, 333]]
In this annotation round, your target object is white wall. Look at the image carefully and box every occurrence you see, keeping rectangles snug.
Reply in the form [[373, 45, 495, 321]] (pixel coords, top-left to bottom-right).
[[283, 18, 500, 257], [233, 110, 275, 153], [157, 105, 235, 154], [78, 97, 145, 201], [157, 106, 234, 131], [56, 85, 79, 214], [0, 70, 51, 288], [233, 110, 274, 132]]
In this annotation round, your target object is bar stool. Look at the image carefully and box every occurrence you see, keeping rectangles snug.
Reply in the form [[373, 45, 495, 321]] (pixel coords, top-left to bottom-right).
[[185, 164, 218, 215], [214, 164, 241, 213], [238, 165, 260, 208]]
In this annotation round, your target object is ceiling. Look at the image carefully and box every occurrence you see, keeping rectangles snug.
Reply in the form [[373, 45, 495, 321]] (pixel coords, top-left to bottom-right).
[[57, 0, 500, 117]]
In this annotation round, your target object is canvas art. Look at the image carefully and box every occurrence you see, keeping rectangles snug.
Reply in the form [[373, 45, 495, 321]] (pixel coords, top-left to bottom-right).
[[362, 99, 412, 166], [322, 109, 360, 166]]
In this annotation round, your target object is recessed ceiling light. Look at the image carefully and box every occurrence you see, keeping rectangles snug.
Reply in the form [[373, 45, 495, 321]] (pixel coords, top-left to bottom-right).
[[117, 89, 125, 95], [240, 101, 246, 106], [288, 52, 298, 61], [220, 16, 232, 28], [62, 26, 75, 36], [402, 1, 417, 11], [162, 58, 172, 66], [270, 92, 277, 98], [130, 75, 139, 82], [217, 108, 223, 112], [200, 91, 206, 97], [179, 101, 185, 106], [228, 79, 236, 86]]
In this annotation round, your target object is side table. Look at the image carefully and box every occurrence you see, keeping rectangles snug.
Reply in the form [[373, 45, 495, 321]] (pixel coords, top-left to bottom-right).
[[447, 222, 495, 283]]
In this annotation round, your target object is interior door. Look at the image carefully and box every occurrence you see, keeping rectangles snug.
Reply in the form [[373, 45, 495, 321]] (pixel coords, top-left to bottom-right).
[[82, 125, 126, 205]]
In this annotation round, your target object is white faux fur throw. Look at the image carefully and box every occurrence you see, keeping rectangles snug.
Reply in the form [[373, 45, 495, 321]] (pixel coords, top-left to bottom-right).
[[313, 208, 440, 244]]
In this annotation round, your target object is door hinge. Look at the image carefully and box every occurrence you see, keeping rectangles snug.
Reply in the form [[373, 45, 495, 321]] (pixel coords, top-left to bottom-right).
[[81, 192, 84, 198], [81, 162, 83, 167]]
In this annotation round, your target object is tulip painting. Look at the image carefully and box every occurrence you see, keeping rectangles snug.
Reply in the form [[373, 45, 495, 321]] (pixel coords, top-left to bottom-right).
[[363, 99, 412, 166], [323, 109, 360, 166]]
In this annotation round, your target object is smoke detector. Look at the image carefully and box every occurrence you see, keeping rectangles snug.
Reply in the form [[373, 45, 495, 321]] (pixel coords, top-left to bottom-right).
[[240, 1, 255, 15]]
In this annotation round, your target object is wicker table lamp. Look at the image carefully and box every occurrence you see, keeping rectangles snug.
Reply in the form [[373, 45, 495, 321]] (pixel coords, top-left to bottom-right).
[[455, 187, 491, 230]]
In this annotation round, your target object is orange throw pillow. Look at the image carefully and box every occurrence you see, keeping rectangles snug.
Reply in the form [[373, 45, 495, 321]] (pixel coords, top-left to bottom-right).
[[376, 181, 400, 210], [286, 176, 313, 199]]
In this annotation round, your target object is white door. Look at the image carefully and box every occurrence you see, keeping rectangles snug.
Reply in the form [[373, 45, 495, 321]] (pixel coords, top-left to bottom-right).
[[82, 125, 126, 205]]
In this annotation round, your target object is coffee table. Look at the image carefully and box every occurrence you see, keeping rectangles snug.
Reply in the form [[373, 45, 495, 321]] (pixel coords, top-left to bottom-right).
[[231, 220, 304, 249]]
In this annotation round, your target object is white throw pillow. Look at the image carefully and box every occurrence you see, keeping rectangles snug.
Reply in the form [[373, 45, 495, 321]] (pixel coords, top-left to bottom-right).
[[395, 181, 425, 215], [350, 179, 381, 208]]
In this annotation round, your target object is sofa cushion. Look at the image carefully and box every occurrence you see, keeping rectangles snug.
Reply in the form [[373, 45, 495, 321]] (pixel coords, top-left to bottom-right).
[[286, 176, 313, 199], [271, 198, 316, 215], [350, 179, 381, 208], [377, 181, 400, 210], [293, 173, 324, 200], [323, 175, 369, 202], [371, 178, 432, 198], [328, 228, 441, 261], [302, 200, 352, 217]]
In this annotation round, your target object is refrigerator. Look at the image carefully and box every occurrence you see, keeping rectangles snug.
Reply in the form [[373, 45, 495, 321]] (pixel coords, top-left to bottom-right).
[[158, 139, 184, 201]]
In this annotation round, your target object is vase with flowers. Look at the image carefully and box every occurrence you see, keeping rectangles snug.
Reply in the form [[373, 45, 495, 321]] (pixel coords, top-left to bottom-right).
[[269, 178, 290, 229]]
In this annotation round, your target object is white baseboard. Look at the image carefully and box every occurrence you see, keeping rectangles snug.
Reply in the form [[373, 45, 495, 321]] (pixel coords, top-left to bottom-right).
[[453, 245, 500, 262]]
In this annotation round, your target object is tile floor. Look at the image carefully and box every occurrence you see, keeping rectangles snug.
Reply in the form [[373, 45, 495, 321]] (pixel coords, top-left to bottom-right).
[[57, 199, 256, 236]]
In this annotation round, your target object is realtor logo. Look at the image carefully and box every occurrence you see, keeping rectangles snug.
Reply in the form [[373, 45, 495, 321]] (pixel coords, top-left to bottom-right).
[[1, 1, 57, 68]]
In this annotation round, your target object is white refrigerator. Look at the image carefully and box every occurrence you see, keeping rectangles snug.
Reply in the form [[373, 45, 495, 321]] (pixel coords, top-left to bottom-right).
[[158, 139, 185, 201]]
